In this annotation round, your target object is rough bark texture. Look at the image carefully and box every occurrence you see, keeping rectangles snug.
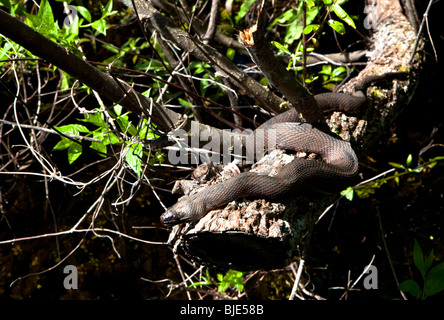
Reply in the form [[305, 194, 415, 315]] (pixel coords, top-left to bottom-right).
[[166, 0, 421, 271]]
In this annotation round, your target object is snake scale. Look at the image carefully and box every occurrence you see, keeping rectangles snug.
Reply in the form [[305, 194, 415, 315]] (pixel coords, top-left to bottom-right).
[[160, 91, 363, 226]]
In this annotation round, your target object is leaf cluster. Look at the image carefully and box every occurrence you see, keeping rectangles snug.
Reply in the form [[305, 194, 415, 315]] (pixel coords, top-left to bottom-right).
[[341, 154, 444, 201], [398, 239, 444, 299], [190, 268, 246, 294]]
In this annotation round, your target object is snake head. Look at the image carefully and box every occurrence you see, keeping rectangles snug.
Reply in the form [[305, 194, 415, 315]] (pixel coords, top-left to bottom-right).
[[160, 199, 195, 226]]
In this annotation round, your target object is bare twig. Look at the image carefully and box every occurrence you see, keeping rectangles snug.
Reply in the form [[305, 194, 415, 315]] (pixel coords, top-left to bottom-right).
[[289, 259, 306, 300], [408, 0, 436, 65], [203, 0, 220, 44], [0, 119, 102, 142]]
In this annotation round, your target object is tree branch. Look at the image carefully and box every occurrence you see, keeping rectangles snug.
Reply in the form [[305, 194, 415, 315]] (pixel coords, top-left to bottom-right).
[[127, 0, 287, 115], [239, 2, 323, 124], [0, 9, 181, 132]]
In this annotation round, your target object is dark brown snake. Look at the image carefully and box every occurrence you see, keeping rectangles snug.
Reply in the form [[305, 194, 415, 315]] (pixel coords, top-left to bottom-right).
[[160, 73, 405, 226]]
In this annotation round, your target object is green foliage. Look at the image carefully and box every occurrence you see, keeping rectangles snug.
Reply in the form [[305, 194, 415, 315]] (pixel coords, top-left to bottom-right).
[[0, 0, 164, 175], [319, 64, 347, 90], [52, 104, 162, 176], [269, 0, 355, 47], [52, 124, 89, 164], [190, 268, 245, 293], [267, 1, 354, 87], [398, 239, 444, 299], [269, 1, 320, 46], [234, 0, 256, 24], [19, 0, 117, 48], [342, 154, 444, 201]]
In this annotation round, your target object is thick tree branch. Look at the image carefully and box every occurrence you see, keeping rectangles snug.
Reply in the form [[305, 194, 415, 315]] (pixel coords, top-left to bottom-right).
[[239, 3, 323, 124]]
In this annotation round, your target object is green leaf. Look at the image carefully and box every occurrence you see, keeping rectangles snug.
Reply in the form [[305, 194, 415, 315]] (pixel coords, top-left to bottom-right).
[[67, 141, 82, 164], [424, 263, 444, 297], [319, 64, 332, 76], [113, 105, 123, 117], [125, 142, 143, 176], [305, 0, 315, 7], [54, 124, 89, 135], [271, 41, 291, 55], [303, 24, 320, 34], [328, 19, 345, 35], [332, 4, 356, 29], [103, 132, 121, 145], [388, 162, 405, 169], [190, 268, 213, 288], [39, 0, 56, 36], [78, 112, 107, 128], [138, 120, 158, 140], [235, 0, 256, 23], [331, 66, 347, 78], [413, 239, 426, 278], [104, 0, 113, 15], [77, 6, 91, 22], [341, 186, 354, 201], [217, 270, 245, 293], [91, 131, 107, 156], [424, 248, 435, 275], [398, 279, 422, 298], [52, 137, 72, 151], [148, 151, 164, 166], [91, 19, 107, 35], [406, 154, 413, 167], [269, 3, 319, 45], [226, 47, 236, 61]]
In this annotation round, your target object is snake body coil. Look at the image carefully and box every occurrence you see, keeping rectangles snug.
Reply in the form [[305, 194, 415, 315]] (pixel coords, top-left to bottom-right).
[[161, 100, 360, 226]]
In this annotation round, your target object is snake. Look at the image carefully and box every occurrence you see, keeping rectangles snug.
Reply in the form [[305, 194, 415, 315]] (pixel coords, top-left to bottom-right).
[[160, 73, 406, 226], [160, 91, 362, 226]]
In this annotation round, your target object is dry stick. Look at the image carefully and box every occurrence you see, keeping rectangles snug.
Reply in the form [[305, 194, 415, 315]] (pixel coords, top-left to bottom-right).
[[203, 0, 220, 44], [0, 228, 166, 246], [174, 253, 193, 300], [408, 0, 435, 65], [289, 258, 306, 300], [376, 206, 408, 300], [0, 119, 102, 142], [9, 238, 85, 288], [338, 255, 376, 300]]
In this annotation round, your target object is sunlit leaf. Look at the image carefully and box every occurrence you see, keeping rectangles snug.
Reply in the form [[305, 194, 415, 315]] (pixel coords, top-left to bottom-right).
[[67, 141, 82, 164], [328, 19, 345, 35], [125, 142, 143, 176], [341, 186, 354, 201]]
